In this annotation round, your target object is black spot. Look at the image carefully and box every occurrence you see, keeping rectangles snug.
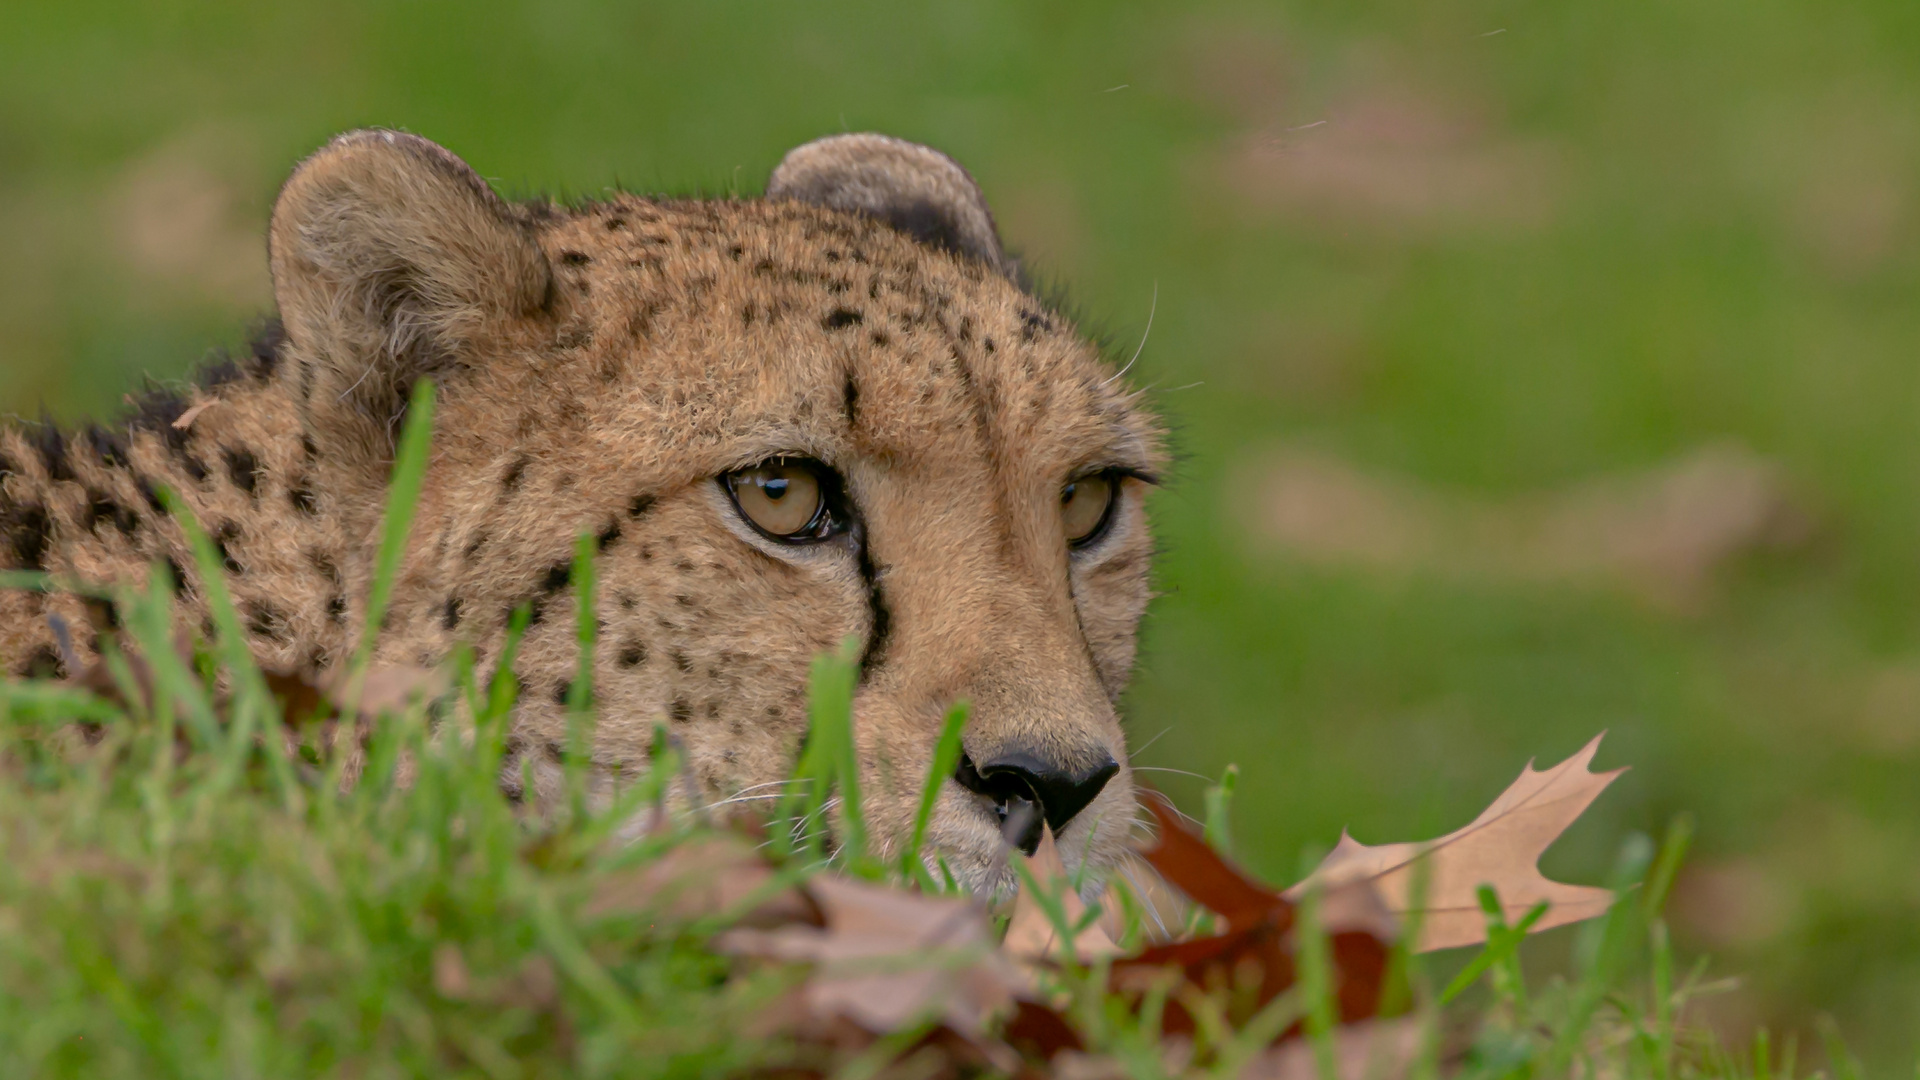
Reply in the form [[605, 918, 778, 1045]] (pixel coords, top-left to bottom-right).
[[671, 649, 692, 673], [596, 520, 622, 550], [856, 543, 892, 680], [289, 480, 318, 515], [870, 329, 891, 347], [674, 594, 695, 608], [984, 336, 997, 353], [442, 597, 462, 630], [627, 494, 655, 519], [181, 456, 210, 484], [162, 557, 191, 596], [554, 680, 572, 706], [85, 491, 138, 537], [540, 562, 571, 593], [501, 456, 530, 492], [462, 531, 489, 560], [670, 698, 691, 724], [222, 446, 259, 497], [301, 433, 319, 461], [560, 250, 591, 266], [4, 504, 52, 570], [524, 596, 548, 627], [842, 374, 860, 429], [27, 423, 73, 482], [133, 476, 166, 513], [249, 318, 288, 377], [213, 522, 244, 574], [15, 644, 64, 680], [244, 600, 291, 643], [327, 595, 347, 623], [87, 425, 129, 468], [617, 592, 637, 611], [307, 550, 341, 585], [606, 216, 627, 231], [823, 307, 863, 330], [618, 641, 647, 668]]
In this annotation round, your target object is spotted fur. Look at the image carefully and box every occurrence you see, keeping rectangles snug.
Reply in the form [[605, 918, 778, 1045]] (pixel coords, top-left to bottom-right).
[[0, 130, 1165, 889]]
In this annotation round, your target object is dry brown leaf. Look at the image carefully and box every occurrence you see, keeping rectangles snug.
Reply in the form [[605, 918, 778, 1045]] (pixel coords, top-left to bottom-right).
[[717, 874, 1021, 1038], [1285, 734, 1623, 952], [581, 833, 817, 929], [1236, 443, 1810, 612], [1242, 1017, 1425, 1080], [1003, 827, 1121, 965]]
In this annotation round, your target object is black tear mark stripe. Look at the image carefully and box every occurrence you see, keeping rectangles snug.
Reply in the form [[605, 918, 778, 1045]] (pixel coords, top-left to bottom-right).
[[842, 374, 861, 431], [855, 539, 891, 681]]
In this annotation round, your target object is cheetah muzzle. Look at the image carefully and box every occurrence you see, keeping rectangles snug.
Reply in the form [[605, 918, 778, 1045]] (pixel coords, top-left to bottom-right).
[[0, 129, 1166, 893]]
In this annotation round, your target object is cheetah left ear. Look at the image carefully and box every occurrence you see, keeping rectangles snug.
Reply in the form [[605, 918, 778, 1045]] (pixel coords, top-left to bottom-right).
[[767, 133, 1016, 280], [270, 129, 553, 442]]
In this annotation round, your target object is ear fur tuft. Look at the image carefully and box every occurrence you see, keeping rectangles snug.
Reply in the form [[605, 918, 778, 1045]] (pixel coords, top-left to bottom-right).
[[766, 133, 1013, 279], [269, 129, 551, 436]]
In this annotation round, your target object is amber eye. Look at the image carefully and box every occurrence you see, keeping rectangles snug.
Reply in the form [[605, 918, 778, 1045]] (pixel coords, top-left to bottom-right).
[[1061, 472, 1118, 547], [724, 458, 844, 542]]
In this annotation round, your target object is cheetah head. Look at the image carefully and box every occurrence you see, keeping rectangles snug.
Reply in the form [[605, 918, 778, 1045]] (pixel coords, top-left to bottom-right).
[[267, 130, 1164, 891]]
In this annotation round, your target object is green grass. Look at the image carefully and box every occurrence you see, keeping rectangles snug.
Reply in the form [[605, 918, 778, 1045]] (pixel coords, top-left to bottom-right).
[[6, 0, 1920, 1066], [0, 385, 1873, 1078]]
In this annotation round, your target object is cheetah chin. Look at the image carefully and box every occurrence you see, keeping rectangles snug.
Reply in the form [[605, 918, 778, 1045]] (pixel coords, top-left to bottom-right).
[[0, 129, 1166, 892]]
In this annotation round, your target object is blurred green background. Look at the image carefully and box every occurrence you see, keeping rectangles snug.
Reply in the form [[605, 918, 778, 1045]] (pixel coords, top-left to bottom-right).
[[5, 0, 1918, 1064]]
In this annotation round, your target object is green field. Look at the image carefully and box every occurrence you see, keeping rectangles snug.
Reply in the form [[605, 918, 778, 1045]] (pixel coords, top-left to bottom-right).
[[5, 0, 1919, 1067]]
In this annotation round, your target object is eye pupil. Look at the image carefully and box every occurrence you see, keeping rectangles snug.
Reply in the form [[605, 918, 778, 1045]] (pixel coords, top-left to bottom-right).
[[724, 459, 840, 542], [1062, 472, 1117, 547]]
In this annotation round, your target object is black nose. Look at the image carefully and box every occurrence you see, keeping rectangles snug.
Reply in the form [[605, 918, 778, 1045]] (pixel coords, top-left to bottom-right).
[[953, 750, 1120, 856]]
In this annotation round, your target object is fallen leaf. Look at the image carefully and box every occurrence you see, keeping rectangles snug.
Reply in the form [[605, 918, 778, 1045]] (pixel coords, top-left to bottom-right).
[[1284, 734, 1623, 952], [1115, 794, 1393, 1038], [1242, 1017, 1425, 1080], [1003, 827, 1121, 965], [1235, 443, 1811, 612], [582, 833, 818, 930], [717, 874, 1021, 1038]]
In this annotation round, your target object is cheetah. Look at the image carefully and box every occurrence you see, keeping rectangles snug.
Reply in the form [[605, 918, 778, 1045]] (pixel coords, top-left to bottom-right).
[[0, 130, 1165, 891]]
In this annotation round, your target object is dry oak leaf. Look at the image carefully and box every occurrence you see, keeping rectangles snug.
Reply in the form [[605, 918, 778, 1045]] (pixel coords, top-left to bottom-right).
[[716, 874, 1022, 1038], [1242, 1017, 1425, 1080], [1003, 826, 1121, 966], [1113, 794, 1392, 1040], [581, 833, 819, 930], [1284, 733, 1623, 952]]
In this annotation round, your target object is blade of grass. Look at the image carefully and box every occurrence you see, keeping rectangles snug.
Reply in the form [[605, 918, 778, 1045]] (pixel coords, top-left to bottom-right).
[[566, 531, 597, 823], [1202, 763, 1238, 855], [339, 378, 437, 713], [901, 700, 969, 883]]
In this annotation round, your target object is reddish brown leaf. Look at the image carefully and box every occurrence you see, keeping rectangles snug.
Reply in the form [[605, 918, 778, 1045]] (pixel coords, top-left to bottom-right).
[[1137, 791, 1284, 932]]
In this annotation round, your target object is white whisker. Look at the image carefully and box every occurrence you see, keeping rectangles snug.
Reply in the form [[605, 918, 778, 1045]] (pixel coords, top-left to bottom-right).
[[1131, 766, 1214, 782], [1103, 281, 1157, 386]]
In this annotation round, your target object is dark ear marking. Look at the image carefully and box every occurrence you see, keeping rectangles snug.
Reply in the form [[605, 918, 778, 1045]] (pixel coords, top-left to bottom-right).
[[767, 133, 1015, 280]]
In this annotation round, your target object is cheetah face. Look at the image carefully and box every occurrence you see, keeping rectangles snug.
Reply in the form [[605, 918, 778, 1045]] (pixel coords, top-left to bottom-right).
[[261, 131, 1166, 891]]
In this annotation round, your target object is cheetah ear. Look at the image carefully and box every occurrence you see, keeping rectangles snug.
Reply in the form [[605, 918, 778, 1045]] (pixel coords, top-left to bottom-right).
[[767, 133, 1016, 280], [269, 129, 552, 432]]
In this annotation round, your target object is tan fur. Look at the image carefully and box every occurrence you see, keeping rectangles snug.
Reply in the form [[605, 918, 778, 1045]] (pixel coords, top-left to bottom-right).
[[0, 130, 1164, 890]]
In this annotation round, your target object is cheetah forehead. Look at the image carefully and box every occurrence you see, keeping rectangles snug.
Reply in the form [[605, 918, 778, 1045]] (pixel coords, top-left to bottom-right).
[[505, 197, 1165, 482]]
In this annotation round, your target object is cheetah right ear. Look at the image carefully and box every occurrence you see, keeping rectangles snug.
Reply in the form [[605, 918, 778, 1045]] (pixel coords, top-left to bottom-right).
[[767, 133, 1016, 280], [269, 130, 552, 437]]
